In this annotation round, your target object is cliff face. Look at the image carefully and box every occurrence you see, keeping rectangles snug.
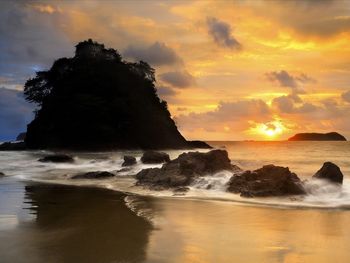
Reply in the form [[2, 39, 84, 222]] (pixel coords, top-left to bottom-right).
[[288, 132, 347, 141], [24, 40, 201, 150]]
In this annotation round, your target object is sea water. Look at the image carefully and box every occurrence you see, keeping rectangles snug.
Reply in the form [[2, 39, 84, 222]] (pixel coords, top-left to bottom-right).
[[1, 141, 350, 208], [1, 141, 350, 263]]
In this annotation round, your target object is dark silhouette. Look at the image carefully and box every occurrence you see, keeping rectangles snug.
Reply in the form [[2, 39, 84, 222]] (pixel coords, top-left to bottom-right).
[[16, 132, 26, 141], [24, 39, 210, 150], [288, 132, 346, 141]]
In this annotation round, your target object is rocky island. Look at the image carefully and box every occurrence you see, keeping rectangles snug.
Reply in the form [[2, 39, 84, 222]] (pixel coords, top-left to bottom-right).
[[288, 132, 346, 141], [2, 39, 210, 151]]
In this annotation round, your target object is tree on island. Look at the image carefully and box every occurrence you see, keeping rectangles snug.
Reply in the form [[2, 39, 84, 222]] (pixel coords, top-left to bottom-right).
[[23, 39, 208, 150]]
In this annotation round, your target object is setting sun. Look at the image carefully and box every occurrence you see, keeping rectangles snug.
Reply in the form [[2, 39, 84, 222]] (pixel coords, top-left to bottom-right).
[[249, 120, 285, 139]]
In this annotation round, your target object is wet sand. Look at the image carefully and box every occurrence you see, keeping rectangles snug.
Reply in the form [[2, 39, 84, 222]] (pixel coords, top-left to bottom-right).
[[1, 179, 350, 263]]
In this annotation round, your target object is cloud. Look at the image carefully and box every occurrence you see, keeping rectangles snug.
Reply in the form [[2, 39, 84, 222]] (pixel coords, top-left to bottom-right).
[[159, 70, 195, 88], [341, 90, 350, 103], [0, 1, 72, 87], [123, 42, 182, 66], [272, 94, 318, 114], [157, 85, 177, 97], [265, 70, 315, 92], [0, 87, 34, 141], [206, 17, 242, 49], [177, 99, 271, 133]]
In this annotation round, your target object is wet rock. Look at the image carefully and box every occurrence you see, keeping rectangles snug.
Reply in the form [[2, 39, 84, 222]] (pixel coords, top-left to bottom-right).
[[0, 142, 26, 151], [227, 164, 306, 197], [116, 167, 132, 173], [122, 155, 137, 166], [38, 154, 74, 163], [71, 171, 115, 179], [187, 140, 212, 149], [313, 162, 343, 184], [141, 151, 170, 164], [0, 172, 5, 177], [136, 149, 234, 189]]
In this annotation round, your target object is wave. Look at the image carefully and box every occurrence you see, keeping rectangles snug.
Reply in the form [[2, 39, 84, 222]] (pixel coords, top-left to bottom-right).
[[2, 150, 350, 210]]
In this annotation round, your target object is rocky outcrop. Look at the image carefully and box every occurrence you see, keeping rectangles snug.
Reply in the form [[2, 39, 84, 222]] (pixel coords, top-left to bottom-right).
[[313, 162, 343, 184], [288, 132, 346, 141], [227, 165, 306, 197], [141, 151, 170, 164], [38, 154, 74, 163], [0, 142, 26, 151], [16, 132, 26, 141], [71, 171, 115, 179], [23, 39, 210, 150], [122, 156, 137, 166], [136, 149, 233, 189], [187, 141, 212, 149]]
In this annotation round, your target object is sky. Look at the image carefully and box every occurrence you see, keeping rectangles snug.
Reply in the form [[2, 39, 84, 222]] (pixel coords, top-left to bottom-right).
[[1, 0, 350, 141]]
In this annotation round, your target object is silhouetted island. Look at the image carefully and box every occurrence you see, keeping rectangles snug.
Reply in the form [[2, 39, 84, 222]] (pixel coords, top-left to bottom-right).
[[288, 132, 346, 141], [22, 39, 210, 150]]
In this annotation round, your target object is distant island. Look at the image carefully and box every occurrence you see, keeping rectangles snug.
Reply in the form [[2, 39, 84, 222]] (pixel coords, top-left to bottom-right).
[[15, 39, 211, 150], [288, 132, 347, 141]]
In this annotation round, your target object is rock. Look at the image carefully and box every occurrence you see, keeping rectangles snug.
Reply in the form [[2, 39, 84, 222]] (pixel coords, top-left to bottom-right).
[[187, 140, 212, 149], [313, 162, 343, 184], [122, 155, 137, 166], [141, 151, 170, 164], [0, 142, 26, 151], [38, 154, 74, 163], [288, 132, 346, 141], [23, 39, 198, 150], [136, 149, 233, 189], [0, 172, 5, 177], [227, 164, 306, 197], [16, 132, 26, 141], [71, 171, 115, 179]]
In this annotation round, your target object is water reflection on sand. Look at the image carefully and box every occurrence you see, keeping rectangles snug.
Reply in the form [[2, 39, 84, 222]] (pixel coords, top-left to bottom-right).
[[1, 182, 350, 263], [0, 183, 152, 263]]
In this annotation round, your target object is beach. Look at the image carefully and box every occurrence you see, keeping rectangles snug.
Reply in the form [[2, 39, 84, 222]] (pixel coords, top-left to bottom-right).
[[1, 141, 350, 262]]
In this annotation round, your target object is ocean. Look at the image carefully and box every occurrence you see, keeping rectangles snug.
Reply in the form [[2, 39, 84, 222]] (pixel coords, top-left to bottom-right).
[[0, 141, 350, 262]]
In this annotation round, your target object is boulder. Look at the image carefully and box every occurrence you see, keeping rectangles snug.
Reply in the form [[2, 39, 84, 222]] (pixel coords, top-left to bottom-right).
[[141, 151, 170, 164], [0, 142, 26, 151], [122, 155, 137, 166], [313, 162, 343, 184], [136, 149, 234, 189], [227, 164, 306, 197], [71, 171, 115, 179], [0, 172, 5, 177], [38, 154, 74, 163]]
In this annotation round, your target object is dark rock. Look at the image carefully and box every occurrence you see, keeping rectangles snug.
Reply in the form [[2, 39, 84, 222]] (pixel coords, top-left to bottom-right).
[[38, 154, 74, 163], [313, 162, 343, 184], [288, 132, 346, 141], [116, 168, 132, 173], [141, 151, 170, 164], [0, 172, 5, 177], [187, 140, 212, 149], [71, 171, 115, 179], [136, 149, 233, 189], [16, 132, 26, 141], [227, 164, 306, 197], [122, 155, 137, 166], [23, 39, 197, 150], [0, 142, 26, 151]]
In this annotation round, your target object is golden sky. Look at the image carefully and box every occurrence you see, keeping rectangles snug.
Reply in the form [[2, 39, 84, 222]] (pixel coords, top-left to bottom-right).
[[1, 0, 350, 140]]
